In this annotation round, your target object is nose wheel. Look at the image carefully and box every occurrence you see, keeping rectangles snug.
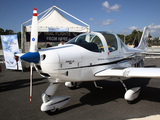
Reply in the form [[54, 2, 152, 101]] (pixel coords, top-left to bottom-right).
[[41, 83, 71, 114]]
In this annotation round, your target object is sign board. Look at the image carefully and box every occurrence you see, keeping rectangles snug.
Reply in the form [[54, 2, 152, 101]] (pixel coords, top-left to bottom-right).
[[1, 35, 22, 70], [48, 27, 68, 32], [26, 32, 82, 42]]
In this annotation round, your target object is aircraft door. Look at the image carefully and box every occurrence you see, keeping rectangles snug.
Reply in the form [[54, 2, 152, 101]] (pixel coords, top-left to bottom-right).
[[102, 33, 120, 56]]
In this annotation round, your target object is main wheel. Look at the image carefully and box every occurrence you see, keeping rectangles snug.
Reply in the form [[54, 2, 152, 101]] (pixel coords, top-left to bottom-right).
[[68, 82, 77, 90], [45, 108, 58, 115]]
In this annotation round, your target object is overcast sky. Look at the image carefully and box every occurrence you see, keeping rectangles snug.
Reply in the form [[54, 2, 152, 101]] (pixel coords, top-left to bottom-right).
[[0, 0, 160, 38]]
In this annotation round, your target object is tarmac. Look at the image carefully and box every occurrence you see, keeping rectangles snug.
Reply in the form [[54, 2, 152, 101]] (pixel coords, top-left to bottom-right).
[[1, 58, 160, 120]]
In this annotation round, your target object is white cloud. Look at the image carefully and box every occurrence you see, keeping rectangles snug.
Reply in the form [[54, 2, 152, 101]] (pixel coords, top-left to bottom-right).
[[95, 19, 115, 27], [128, 24, 160, 32], [148, 23, 160, 33], [102, 1, 121, 13], [102, 19, 115, 25], [89, 18, 95, 21], [150, 29, 156, 33], [102, 1, 110, 9], [128, 26, 140, 31], [126, 24, 160, 38]]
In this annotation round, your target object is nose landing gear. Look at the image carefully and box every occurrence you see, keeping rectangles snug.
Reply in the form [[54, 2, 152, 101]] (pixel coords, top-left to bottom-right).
[[41, 83, 70, 114]]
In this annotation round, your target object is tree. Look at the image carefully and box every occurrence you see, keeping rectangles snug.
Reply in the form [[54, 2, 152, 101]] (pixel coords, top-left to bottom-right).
[[0, 28, 4, 35], [4, 29, 14, 35], [17, 32, 21, 48], [117, 30, 147, 45], [153, 37, 159, 46], [117, 34, 124, 42]]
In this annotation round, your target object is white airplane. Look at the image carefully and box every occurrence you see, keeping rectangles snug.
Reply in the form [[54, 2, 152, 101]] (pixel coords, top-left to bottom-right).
[[17, 8, 160, 114]]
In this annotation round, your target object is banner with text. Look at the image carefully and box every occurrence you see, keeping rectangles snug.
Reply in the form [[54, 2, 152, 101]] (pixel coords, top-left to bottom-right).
[[26, 32, 82, 42], [1, 35, 22, 70]]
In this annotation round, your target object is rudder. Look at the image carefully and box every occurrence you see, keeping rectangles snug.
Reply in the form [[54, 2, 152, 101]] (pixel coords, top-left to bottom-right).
[[137, 27, 149, 51]]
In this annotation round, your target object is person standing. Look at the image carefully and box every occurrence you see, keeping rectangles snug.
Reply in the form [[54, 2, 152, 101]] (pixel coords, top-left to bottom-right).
[[46, 44, 52, 48], [58, 40, 65, 46]]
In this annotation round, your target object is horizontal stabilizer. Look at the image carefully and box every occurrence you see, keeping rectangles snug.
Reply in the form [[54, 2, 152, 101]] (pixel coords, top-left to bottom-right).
[[146, 52, 160, 55], [15, 53, 25, 57]]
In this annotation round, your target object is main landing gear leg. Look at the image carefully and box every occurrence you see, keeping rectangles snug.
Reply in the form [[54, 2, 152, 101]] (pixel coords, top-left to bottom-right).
[[41, 83, 71, 114], [119, 78, 141, 102], [94, 81, 103, 89]]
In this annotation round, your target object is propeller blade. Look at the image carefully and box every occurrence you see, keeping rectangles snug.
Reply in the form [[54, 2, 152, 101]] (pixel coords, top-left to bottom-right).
[[27, 7, 38, 103], [30, 7, 38, 52], [30, 63, 33, 103], [20, 7, 39, 64]]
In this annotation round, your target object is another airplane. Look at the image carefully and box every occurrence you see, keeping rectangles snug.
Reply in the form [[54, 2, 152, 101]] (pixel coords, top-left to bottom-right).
[[17, 8, 160, 114]]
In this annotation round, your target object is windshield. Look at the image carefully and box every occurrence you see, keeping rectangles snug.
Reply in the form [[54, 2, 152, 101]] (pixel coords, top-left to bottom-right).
[[66, 33, 104, 53]]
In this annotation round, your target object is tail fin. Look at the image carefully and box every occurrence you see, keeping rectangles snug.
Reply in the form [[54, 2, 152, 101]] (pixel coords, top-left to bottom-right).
[[137, 27, 149, 51]]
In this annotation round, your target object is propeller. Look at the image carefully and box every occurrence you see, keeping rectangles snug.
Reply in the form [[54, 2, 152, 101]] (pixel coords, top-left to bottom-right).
[[20, 7, 39, 103], [30, 63, 33, 103]]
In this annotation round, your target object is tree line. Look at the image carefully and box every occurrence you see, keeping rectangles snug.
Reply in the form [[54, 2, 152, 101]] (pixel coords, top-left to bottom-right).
[[117, 30, 153, 45], [118, 30, 160, 46]]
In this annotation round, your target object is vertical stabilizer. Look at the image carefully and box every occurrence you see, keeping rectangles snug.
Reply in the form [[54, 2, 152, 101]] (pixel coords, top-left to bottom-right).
[[137, 27, 149, 51]]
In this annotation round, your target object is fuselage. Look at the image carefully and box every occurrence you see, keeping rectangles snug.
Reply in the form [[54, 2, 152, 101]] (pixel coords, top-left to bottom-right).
[[35, 32, 146, 83]]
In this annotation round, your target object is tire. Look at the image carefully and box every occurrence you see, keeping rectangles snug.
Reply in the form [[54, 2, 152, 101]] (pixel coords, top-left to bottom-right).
[[45, 108, 58, 115], [68, 82, 77, 90]]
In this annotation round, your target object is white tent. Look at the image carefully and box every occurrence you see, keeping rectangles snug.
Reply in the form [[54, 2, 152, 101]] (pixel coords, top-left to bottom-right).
[[26, 8, 89, 32], [21, 5, 90, 52], [24, 5, 90, 33]]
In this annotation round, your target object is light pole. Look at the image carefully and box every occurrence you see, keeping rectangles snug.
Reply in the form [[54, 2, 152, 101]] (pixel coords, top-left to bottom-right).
[[124, 29, 125, 44]]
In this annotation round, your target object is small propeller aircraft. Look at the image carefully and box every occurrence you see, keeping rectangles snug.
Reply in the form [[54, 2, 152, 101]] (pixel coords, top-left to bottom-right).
[[17, 7, 160, 114]]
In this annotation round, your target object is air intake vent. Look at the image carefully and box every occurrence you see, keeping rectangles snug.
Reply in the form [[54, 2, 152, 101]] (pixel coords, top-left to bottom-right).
[[36, 65, 41, 70], [40, 72, 50, 77], [41, 54, 46, 61]]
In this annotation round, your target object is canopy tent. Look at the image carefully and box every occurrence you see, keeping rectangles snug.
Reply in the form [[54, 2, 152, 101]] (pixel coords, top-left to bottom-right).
[[21, 5, 90, 52], [25, 8, 89, 32]]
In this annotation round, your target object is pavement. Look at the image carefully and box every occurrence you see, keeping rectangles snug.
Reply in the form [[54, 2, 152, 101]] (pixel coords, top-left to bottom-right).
[[1, 58, 160, 120]]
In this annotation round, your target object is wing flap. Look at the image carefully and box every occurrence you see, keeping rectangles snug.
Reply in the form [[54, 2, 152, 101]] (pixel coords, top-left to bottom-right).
[[95, 67, 160, 78]]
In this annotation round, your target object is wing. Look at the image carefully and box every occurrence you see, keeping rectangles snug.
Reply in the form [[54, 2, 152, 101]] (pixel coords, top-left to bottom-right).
[[95, 67, 160, 78], [146, 52, 160, 55], [15, 53, 25, 57]]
